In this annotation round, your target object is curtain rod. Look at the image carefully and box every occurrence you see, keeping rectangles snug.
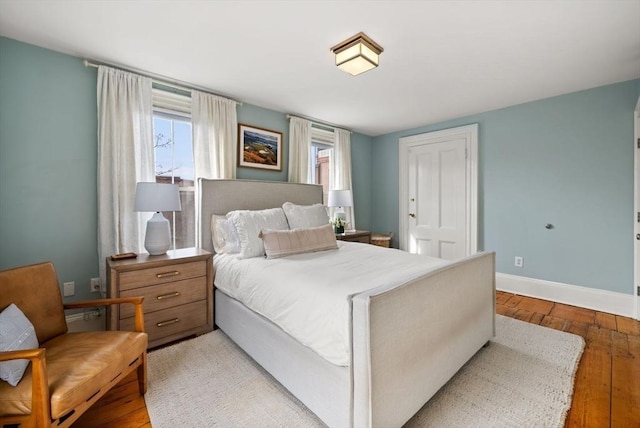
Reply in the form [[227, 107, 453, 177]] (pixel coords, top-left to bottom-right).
[[286, 114, 352, 134], [83, 60, 243, 106]]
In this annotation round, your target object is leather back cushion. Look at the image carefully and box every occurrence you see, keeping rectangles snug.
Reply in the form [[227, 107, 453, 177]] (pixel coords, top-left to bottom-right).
[[0, 262, 67, 343]]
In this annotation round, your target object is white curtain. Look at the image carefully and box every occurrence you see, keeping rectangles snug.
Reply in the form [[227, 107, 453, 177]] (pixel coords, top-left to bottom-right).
[[97, 66, 154, 281], [191, 90, 238, 246], [330, 128, 355, 230], [288, 117, 313, 183], [191, 91, 238, 180]]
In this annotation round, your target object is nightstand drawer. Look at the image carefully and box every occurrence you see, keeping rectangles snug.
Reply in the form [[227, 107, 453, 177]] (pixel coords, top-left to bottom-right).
[[119, 277, 207, 319], [119, 260, 206, 291], [348, 235, 371, 244], [120, 300, 207, 341]]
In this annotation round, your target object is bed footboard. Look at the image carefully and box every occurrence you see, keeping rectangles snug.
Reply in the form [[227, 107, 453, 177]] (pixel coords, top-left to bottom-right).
[[351, 251, 495, 428]]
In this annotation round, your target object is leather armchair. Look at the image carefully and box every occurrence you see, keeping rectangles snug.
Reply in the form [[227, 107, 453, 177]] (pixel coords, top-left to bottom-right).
[[0, 262, 148, 428]]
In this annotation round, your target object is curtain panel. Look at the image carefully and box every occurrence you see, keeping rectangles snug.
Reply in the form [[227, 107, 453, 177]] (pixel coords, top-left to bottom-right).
[[288, 117, 313, 183], [191, 91, 238, 246], [191, 91, 238, 180], [97, 66, 154, 280], [330, 128, 355, 229]]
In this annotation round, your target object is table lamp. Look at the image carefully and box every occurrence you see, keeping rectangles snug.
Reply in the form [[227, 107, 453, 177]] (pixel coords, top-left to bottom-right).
[[134, 182, 182, 255], [328, 190, 353, 222]]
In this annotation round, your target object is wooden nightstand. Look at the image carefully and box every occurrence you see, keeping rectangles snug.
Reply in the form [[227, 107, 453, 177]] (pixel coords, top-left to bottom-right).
[[106, 247, 213, 349], [335, 230, 371, 244]]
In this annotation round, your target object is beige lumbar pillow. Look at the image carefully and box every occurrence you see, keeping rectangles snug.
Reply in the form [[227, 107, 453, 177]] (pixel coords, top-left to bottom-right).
[[260, 224, 338, 259]]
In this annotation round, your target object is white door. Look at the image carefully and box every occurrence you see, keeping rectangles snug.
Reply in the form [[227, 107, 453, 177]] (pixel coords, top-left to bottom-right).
[[399, 124, 478, 259], [408, 139, 466, 258]]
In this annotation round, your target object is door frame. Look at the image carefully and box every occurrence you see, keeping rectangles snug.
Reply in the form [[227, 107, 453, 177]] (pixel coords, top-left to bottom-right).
[[634, 96, 640, 320], [398, 123, 478, 255]]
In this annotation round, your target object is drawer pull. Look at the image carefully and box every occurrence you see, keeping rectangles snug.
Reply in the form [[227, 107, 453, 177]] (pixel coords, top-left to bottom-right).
[[156, 291, 181, 300], [156, 318, 180, 327], [156, 270, 180, 278]]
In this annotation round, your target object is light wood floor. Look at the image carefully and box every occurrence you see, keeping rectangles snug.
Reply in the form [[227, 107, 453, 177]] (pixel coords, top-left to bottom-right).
[[73, 291, 640, 427]]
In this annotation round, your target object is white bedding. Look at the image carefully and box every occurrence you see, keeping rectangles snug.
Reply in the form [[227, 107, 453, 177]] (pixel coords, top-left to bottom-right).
[[214, 242, 449, 366]]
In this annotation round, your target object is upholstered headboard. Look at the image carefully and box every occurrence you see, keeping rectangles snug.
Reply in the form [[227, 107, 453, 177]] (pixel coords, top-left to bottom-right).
[[197, 178, 323, 253]]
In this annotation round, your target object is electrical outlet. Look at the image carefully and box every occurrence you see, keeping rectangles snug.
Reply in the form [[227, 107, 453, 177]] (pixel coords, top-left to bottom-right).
[[90, 277, 101, 293], [63, 281, 75, 297], [514, 256, 524, 268]]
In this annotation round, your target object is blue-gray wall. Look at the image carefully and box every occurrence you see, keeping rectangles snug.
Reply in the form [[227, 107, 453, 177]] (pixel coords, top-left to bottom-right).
[[0, 37, 373, 301], [372, 79, 640, 295], [0, 37, 99, 301]]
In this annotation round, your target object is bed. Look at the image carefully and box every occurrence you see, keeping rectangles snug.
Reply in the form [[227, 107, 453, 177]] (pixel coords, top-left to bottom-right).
[[198, 178, 495, 428]]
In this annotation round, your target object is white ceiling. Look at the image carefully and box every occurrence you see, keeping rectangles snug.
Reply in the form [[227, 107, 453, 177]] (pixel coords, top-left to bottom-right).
[[1, 0, 639, 136]]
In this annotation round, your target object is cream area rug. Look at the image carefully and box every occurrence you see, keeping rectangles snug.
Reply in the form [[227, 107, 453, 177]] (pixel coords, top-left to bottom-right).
[[146, 315, 584, 428]]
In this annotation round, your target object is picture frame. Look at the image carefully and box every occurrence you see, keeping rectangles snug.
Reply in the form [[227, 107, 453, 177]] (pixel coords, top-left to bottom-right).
[[238, 124, 283, 171]]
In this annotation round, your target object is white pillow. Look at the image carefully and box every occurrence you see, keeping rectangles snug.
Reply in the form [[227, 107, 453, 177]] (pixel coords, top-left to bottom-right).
[[0, 304, 39, 387], [211, 215, 241, 254], [282, 202, 330, 229], [227, 208, 289, 259], [260, 224, 338, 259]]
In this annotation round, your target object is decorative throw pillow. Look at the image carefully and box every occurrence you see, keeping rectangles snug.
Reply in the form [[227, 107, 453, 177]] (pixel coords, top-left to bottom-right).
[[211, 215, 241, 254], [282, 202, 330, 229], [0, 304, 39, 387], [217, 218, 241, 254], [260, 224, 338, 259], [227, 208, 289, 259]]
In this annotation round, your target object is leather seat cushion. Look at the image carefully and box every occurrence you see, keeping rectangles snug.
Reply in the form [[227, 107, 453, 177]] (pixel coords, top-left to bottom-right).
[[0, 331, 147, 419]]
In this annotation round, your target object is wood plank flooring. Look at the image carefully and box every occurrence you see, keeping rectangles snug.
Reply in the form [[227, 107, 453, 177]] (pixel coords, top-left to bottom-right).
[[73, 291, 639, 427]]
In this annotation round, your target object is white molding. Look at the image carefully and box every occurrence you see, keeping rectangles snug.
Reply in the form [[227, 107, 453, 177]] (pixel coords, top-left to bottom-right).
[[497, 273, 635, 318], [65, 308, 106, 332], [398, 123, 478, 255], [65, 312, 87, 324]]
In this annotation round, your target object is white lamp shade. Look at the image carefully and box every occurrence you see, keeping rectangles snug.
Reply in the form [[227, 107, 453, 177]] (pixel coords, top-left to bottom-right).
[[134, 182, 182, 212], [327, 190, 353, 208]]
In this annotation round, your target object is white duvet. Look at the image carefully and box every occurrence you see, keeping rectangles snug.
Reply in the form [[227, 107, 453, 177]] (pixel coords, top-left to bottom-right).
[[214, 241, 449, 366]]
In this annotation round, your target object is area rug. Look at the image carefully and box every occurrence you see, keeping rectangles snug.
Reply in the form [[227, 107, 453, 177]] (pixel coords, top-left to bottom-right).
[[145, 315, 584, 428]]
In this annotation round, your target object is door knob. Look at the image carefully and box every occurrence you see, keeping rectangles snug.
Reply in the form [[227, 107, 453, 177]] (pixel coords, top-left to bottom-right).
[[637, 233, 640, 240], [409, 213, 416, 218]]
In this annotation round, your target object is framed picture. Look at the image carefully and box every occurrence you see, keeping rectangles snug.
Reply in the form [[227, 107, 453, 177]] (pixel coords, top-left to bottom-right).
[[238, 124, 283, 171]]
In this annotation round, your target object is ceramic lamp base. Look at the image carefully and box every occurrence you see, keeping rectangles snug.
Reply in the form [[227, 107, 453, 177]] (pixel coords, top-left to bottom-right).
[[334, 209, 346, 222], [144, 212, 171, 255]]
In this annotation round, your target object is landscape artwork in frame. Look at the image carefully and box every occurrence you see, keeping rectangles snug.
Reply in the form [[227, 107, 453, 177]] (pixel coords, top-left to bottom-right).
[[238, 124, 283, 171]]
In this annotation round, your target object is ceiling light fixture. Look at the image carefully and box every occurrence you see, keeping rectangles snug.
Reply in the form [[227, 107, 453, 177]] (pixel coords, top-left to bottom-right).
[[331, 32, 383, 76]]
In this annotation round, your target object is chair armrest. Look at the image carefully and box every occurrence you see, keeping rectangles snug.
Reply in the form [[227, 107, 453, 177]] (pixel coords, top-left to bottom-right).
[[0, 348, 50, 425], [0, 347, 45, 362], [64, 297, 146, 333], [63, 297, 143, 309]]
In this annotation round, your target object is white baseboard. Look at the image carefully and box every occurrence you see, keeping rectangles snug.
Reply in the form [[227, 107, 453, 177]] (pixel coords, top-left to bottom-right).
[[496, 273, 636, 319], [65, 308, 106, 332]]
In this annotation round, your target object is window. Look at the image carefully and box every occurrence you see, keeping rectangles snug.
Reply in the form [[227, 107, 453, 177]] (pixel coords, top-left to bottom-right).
[[310, 126, 334, 204], [152, 88, 194, 250]]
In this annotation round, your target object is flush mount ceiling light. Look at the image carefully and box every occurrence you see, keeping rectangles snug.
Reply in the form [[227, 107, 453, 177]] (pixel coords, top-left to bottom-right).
[[331, 32, 383, 76]]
